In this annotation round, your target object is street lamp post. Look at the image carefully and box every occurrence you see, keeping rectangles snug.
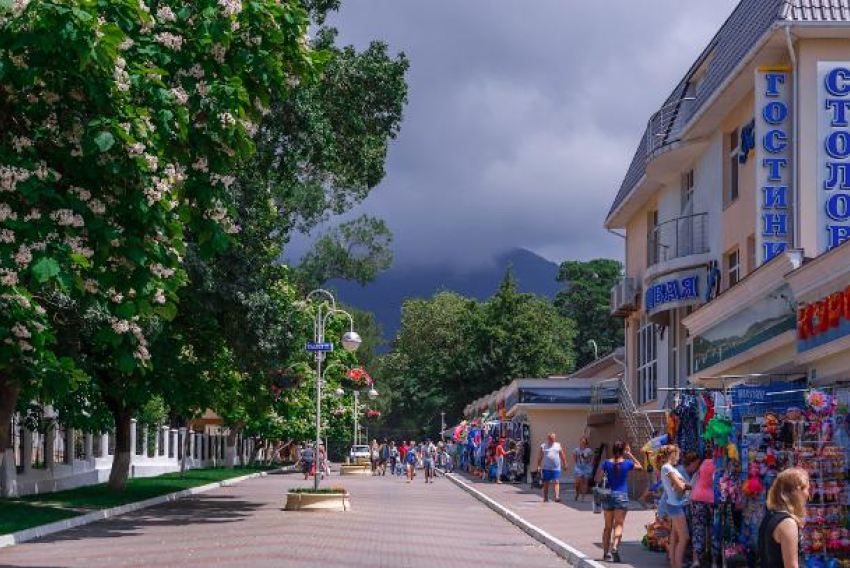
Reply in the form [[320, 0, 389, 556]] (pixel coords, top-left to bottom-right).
[[335, 381, 378, 451], [441, 412, 446, 442], [305, 289, 361, 491]]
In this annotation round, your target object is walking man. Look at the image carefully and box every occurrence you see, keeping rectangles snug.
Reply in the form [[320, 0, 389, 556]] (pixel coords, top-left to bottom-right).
[[422, 438, 437, 484]]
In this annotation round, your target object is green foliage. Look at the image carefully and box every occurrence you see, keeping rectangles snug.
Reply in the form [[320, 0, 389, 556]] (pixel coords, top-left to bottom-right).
[[375, 269, 576, 438], [555, 259, 624, 369], [298, 216, 393, 290]]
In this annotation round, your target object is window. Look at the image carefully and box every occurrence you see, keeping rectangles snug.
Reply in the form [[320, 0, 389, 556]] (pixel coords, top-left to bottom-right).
[[746, 234, 756, 274], [637, 316, 657, 405], [726, 248, 741, 289], [647, 210, 659, 267], [727, 128, 740, 205], [681, 170, 695, 214]]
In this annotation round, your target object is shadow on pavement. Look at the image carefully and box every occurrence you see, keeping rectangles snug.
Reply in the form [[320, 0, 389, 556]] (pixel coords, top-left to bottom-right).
[[28, 494, 262, 544]]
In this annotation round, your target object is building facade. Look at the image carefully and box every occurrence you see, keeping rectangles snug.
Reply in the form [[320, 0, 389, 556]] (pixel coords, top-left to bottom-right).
[[607, 0, 850, 409]]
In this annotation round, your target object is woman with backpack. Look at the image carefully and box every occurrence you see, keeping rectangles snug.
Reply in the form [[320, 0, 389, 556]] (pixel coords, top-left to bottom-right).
[[758, 468, 810, 568], [597, 440, 642, 563]]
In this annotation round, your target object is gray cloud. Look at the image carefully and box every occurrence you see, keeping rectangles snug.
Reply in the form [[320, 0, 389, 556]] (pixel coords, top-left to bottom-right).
[[292, 1, 739, 269]]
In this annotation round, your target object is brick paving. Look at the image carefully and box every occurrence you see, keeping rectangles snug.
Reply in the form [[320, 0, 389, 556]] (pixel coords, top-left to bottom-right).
[[450, 472, 668, 568], [0, 470, 567, 568]]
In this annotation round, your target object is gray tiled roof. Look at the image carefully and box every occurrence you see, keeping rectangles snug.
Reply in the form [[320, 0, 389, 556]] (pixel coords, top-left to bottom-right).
[[783, 0, 850, 21], [606, 0, 850, 224]]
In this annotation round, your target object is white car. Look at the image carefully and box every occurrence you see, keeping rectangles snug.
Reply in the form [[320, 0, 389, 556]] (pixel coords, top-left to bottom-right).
[[349, 444, 371, 464]]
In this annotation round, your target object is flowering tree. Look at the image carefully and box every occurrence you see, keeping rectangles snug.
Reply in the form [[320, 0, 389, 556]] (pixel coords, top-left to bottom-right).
[[0, 0, 318, 490]]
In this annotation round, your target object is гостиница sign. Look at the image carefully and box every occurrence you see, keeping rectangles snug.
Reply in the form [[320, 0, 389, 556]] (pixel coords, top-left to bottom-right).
[[755, 67, 793, 265]]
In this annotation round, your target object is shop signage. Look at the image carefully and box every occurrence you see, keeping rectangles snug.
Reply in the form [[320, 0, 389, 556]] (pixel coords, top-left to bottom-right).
[[692, 284, 796, 373], [516, 387, 616, 406], [818, 63, 850, 253], [644, 269, 706, 316], [756, 67, 793, 265], [797, 285, 850, 352], [730, 381, 805, 424]]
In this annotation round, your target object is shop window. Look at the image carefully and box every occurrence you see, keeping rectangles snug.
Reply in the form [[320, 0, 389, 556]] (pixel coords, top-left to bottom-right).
[[726, 248, 740, 289], [726, 128, 740, 207], [637, 316, 657, 405]]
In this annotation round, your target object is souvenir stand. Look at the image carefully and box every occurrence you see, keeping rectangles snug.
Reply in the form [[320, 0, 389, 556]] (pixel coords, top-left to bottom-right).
[[649, 380, 850, 568]]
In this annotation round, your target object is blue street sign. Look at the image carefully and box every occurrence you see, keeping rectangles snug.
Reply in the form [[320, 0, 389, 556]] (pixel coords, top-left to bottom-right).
[[305, 342, 334, 352]]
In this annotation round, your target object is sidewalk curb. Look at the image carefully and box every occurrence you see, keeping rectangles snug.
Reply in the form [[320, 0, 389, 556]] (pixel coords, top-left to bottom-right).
[[445, 473, 606, 568], [0, 468, 285, 549]]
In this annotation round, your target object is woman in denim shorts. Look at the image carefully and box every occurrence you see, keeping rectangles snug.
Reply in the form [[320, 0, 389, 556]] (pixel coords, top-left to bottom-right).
[[597, 441, 643, 563]]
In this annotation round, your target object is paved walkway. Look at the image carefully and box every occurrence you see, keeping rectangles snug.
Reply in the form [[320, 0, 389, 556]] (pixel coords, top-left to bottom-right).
[[0, 471, 568, 568], [450, 472, 667, 568]]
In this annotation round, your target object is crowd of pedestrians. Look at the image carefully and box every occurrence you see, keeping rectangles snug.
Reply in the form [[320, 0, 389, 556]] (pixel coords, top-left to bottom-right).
[[296, 438, 455, 486]]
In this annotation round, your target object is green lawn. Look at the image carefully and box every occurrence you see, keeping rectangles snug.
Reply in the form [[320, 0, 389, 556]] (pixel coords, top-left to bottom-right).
[[0, 502, 82, 536], [0, 466, 273, 536]]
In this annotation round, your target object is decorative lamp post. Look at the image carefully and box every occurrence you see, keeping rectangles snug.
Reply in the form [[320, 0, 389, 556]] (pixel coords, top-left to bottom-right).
[[305, 289, 359, 490]]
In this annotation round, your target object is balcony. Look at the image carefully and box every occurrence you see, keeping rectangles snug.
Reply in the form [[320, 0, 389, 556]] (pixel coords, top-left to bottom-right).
[[647, 213, 709, 268], [646, 97, 694, 160], [610, 277, 638, 317]]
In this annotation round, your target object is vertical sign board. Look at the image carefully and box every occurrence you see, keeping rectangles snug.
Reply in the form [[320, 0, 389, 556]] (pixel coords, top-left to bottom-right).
[[756, 67, 793, 266], [818, 63, 850, 253]]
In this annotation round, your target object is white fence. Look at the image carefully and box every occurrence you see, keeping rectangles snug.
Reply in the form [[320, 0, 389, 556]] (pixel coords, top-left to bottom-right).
[[2, 416, 257, 497]]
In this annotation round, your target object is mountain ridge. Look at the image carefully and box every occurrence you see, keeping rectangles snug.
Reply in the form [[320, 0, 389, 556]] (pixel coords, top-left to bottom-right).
[[328, 248, 563, 343]]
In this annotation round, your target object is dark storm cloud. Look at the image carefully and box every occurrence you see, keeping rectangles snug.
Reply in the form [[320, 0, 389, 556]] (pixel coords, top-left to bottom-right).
[[298, 1, 740, 268]]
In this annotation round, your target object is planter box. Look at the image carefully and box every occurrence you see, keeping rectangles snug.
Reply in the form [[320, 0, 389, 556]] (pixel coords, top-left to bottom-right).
[[339, 464, 371, 476], [284, 492, 351, 512]]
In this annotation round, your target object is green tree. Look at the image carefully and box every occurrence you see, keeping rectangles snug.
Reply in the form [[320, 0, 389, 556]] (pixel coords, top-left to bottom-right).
[[555, 259, 624, 369], [0, 0, 319, 490], [375, 272, 576, 437]]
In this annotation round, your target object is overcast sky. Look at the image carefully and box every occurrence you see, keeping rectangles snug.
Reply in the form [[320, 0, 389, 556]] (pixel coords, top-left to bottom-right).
[[292, 1, 740, 270]]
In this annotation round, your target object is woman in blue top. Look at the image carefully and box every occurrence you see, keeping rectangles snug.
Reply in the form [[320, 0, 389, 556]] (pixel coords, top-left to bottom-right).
[[597, 440, 642, 563]]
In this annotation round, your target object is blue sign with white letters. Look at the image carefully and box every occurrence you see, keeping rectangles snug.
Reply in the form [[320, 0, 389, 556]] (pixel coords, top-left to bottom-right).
[[305, 342, 334, 352], [644, 270, 705, 315]]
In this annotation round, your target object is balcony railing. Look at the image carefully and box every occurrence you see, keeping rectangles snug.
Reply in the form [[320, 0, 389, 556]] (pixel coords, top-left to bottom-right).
[[646, 97, 695, 158], [647, 212, 709, 267], [610, 277, 638, 317]]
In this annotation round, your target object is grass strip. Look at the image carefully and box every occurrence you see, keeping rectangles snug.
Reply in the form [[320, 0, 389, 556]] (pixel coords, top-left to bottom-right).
[[0, 466, 272, 535]]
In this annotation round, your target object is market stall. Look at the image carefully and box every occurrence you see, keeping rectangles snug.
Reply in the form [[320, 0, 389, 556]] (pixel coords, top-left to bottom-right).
[[641, 381, 850, 568]]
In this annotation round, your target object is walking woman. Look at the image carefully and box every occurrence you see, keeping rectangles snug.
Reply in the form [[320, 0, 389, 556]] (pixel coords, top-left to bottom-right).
[[536, 432, 568, 502], [758, 468, 810, 568], [598, 441, 642, 563], [573, 436, 593, 501], [657, 445, 692, 568], [405, 440, 418, 483]]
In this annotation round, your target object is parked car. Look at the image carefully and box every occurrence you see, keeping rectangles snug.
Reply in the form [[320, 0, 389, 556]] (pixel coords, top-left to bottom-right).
[[349, 444, 370, 465]]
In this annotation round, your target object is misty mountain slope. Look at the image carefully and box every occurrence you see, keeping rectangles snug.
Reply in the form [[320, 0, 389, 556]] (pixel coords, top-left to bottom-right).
[[328, 248, 562, 343]]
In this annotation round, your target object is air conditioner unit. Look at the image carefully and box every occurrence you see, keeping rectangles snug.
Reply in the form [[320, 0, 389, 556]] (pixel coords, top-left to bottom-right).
[[610, 277, 638, 317]]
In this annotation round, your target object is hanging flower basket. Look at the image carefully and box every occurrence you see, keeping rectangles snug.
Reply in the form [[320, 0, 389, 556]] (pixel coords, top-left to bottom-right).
[[332, 406, 346, 417], [366, 409, 381, 419], [343, 367, 372, 388]]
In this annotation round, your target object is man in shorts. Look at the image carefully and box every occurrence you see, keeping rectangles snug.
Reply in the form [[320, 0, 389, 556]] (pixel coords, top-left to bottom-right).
[[422, 439, 437, 484], [405, 440, 418, 483], [300, 442, 314, 481]]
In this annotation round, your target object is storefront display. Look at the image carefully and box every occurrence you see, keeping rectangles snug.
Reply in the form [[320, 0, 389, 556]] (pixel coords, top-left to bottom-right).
[[644, 383, 850, 568]]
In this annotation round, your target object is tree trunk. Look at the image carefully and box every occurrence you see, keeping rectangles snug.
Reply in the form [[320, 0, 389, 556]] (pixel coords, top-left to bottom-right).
[[0, 375, 21, 498], [249, 438, 265, 467], [107, 405, 133, 491]]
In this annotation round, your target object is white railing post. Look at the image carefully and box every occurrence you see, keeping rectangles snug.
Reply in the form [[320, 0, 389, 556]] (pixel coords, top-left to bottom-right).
[[100, 432, 109, 458], [129, 419, 137, 458]]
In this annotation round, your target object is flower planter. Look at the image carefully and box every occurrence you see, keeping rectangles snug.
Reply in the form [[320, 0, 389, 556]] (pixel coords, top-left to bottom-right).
[[339, 464, 371, 476], [284, 491, 351, 512]]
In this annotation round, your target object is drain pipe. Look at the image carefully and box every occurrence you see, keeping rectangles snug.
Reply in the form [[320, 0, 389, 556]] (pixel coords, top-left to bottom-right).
[[785, 25, 800, 249]]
